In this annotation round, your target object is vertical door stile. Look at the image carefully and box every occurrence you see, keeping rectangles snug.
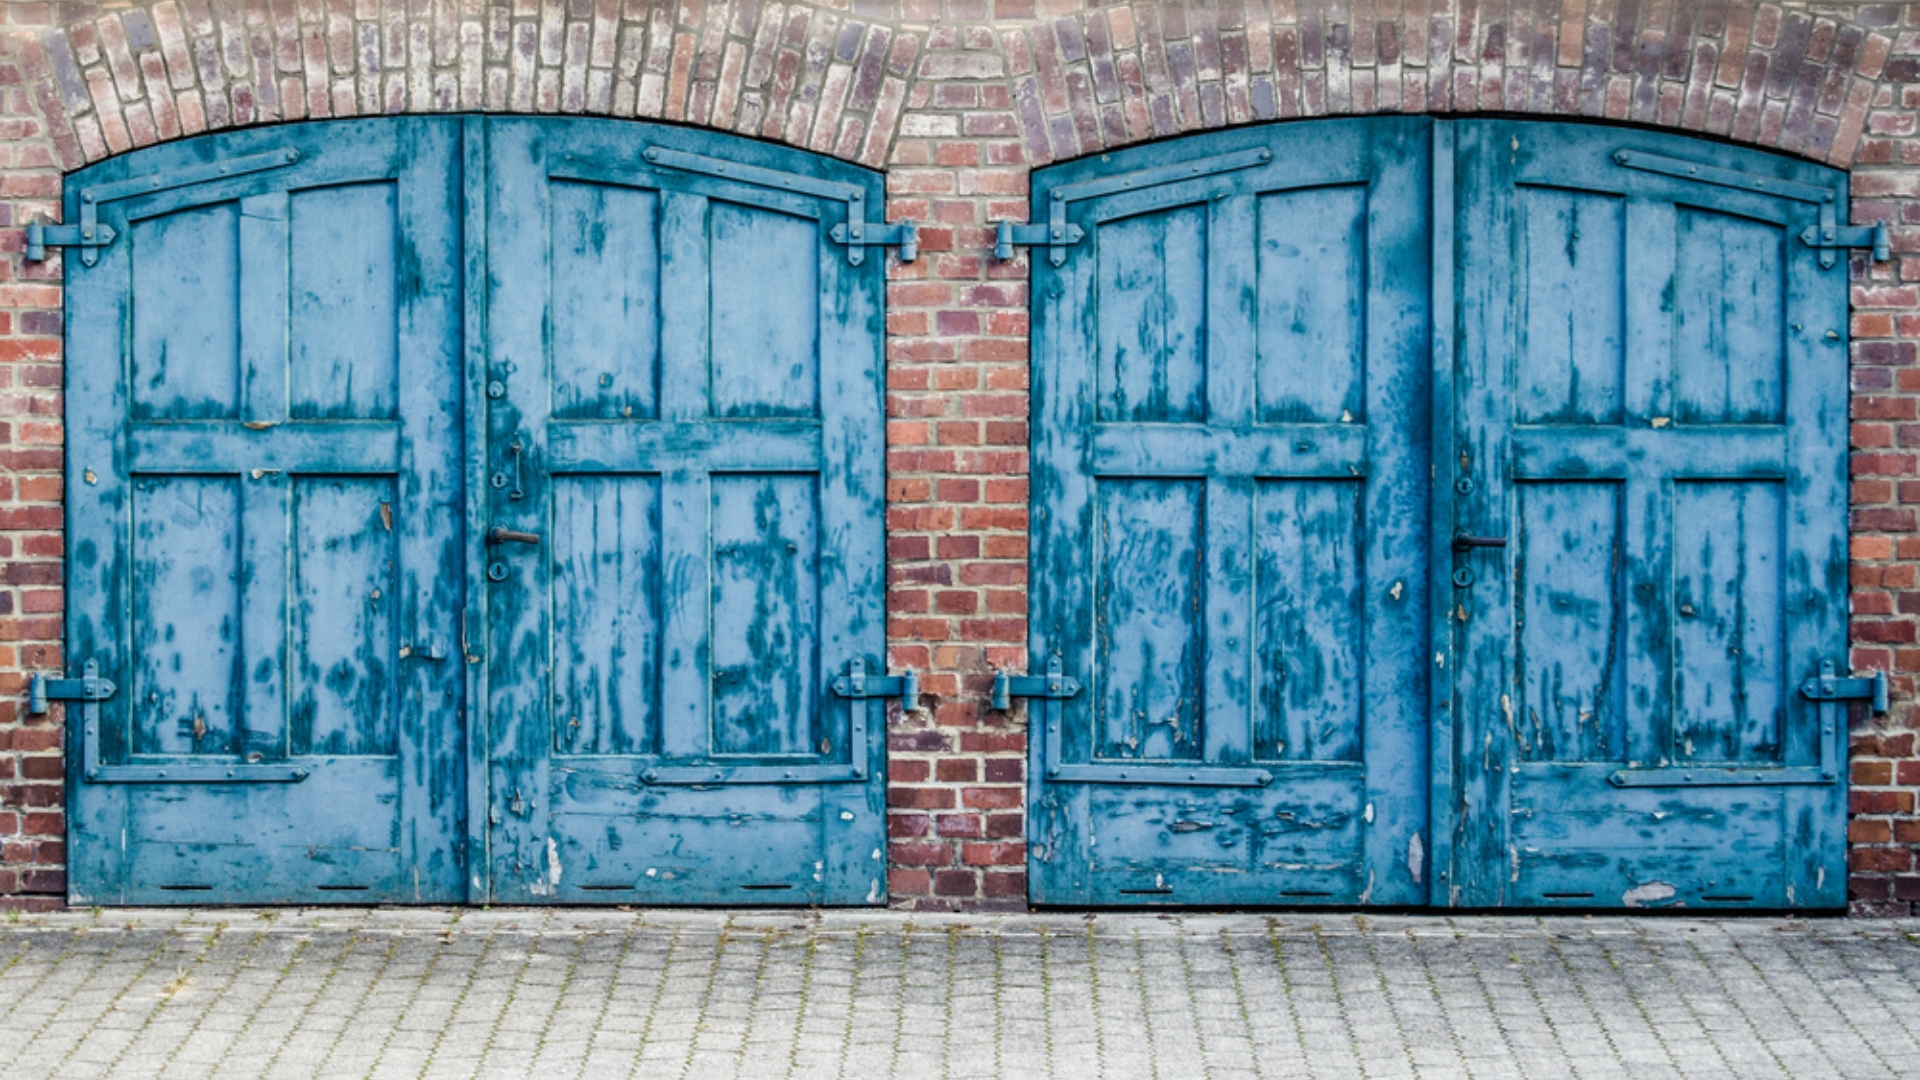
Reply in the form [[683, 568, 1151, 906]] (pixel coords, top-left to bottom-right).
[[1358, 122, 1433, 906], [816, 172, 888, 903], [656, 190, 713, 764], [1622, 196, 1678, 771], [392, 118, 469, 900], [1427, 120, 1460, 905], [1203, 191, 1257, 768], [64, 155, 134, 903], [236, 191, 291, 762], [461, 115, 491, 902], [1027, 173, 1097, 903], [1783, 184, 1852, 908], [483, 121, 555, 897], [1451, 122, 1519, 907]]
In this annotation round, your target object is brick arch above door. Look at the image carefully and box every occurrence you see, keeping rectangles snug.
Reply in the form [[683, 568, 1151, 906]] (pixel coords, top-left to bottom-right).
[[1, 2, 1907, 176]]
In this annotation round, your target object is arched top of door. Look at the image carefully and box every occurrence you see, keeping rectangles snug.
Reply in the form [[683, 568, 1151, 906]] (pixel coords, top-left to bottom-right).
[[4, 1, 1903, 176]]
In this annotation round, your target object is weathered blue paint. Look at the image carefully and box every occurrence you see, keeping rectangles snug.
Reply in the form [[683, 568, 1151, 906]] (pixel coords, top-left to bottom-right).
[[1030, 118, 1850, 910], [1446, 121, 1850, 910], [1028, 118, 1435, 907], [66, 118, 467, 904], [482, 119, 887, 905], [66, 117, 887, 906]]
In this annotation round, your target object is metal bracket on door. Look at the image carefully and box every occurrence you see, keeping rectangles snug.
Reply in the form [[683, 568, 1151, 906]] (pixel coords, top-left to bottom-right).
[[997, 146, 1272, 265], [990, 655, 1083, 710], [28, 147, 301, 266], [39, 659, 308, 784], [640, 146, 917, 265], [1799, 660, 1890, 713], [831, 658, 920, 712], [27, 664, 114, 716], [1612, 148, 1886, 269]]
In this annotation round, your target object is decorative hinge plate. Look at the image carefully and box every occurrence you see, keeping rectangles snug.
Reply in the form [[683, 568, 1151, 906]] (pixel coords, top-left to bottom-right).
[[1007, 146, 1272, 265], [29, 147, 300, 266], [1800, 661, 1889, 713], [991, 655, 1083, 710], [1613, 148, 1884, 269], [830, 658, 920, 711], [641, 146, 916, 265]]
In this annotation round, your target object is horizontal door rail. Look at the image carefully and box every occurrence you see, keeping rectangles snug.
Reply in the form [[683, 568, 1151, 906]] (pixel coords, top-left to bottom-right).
[[1607, 766, 1832, 788]]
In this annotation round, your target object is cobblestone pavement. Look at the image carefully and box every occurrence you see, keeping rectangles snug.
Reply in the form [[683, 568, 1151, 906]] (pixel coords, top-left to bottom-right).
[[0, 908, 1917, 1079]]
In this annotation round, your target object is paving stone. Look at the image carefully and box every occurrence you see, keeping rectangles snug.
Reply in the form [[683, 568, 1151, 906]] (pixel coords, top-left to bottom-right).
[[0, 911, 1918, 1077]]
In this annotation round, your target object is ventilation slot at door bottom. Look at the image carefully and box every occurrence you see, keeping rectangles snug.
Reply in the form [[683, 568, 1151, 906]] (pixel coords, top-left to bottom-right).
[[740, 884, 795, 892], [1280, 891, 1333, 898], [1702, 895, 1754, 903], [579, 884, 633, 892], [316, 885, 369, 892], [1119, 888, 1174, 896], [158, 885, 211, 892]]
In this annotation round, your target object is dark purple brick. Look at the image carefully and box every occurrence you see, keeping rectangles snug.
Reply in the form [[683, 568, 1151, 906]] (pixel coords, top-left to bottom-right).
[[1053, 16, 1085, 64], [835, 19, 865, 64], [848, 25, 891, 112], [41, 31, 88, 113], [1084, 12, 1119, 103], [1766, 12, 1811, 99], [1611, 0, 1639, 74]]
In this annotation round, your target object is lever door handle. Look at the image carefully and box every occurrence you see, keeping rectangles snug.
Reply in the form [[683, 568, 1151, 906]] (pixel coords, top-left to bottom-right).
[[487, 526, 541, 546], [1453, 531, 1507, 550]]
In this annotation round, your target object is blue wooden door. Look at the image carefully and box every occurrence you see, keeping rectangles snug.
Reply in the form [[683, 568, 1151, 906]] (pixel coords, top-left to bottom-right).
[[481, 120, 889, 904], [1027, 119, 1434, 906], [1444, 121, 1852, 908], [64, 119, 468, 903]]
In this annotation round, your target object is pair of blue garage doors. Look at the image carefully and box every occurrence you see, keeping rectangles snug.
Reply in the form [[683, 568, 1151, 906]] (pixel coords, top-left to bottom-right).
[[59, 115, 1853, 909]]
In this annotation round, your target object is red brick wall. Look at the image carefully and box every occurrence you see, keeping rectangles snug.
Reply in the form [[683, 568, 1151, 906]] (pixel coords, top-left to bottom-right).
[[3, 0, 1917, 914]]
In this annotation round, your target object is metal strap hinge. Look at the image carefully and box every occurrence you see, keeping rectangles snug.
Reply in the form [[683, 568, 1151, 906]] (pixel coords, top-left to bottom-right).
[[1000, 146, 1272, 265], [991, 655, 1083, 711], [1800, 222, 1891, 263], [28, 147, 300, 266], [1613, 148, 1885, 270], [1799, 660, 1889, 714], [993, 220, 1085, 260], [641, 146, 916, 265], [27, 668, 116, 715], [25, 222, 117, 263], [827, 220, 919, 262], [831, 658, 920, 711]]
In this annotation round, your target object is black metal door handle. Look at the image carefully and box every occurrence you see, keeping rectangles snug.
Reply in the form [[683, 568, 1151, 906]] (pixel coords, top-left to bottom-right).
[[1453, 531, 1507, 550], [487, 527, 541, 545]]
